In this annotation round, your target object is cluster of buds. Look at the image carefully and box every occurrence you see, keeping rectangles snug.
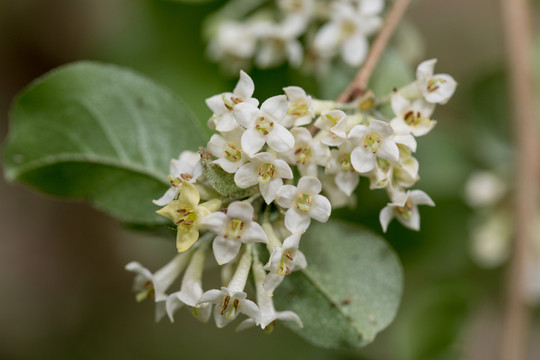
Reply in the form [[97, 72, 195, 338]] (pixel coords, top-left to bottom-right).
[[206, 0, 385, 72], [126, 59, 456, 330]]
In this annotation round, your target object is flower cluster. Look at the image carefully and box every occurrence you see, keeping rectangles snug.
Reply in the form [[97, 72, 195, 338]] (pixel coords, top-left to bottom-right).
[[206, 0, 385, 72], [126, 59, 455, 331]]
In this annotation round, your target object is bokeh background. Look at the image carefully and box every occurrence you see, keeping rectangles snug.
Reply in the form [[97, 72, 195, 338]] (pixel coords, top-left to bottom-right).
[[1, 0, 538, 359]]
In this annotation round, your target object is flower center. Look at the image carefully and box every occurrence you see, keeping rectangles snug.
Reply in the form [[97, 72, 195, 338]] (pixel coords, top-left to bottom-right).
[[224, 218, 245, 239], [363, 132, 381, 153], [288, 102, 309, 117], [220, 296, 240, 320], [427, 77, 446, 92], [340, 153, 352, 171], [136, 281, 155, 302], [403, 110, 429, 127], [295, 193, 312, 212], [341, 20, 357, 38], [255, 115, 274, 136], [224, 142, 242, 161], [258, 163, 276, 184], [396, 201, 413, 219], [221, 94, 243, 111], [278, 250, 294, 276], [294, 145, 311, 165], [175, 208, 197, 232]]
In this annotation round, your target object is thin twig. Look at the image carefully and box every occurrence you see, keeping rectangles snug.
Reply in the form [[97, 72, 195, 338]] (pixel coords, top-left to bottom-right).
[[499, 0, 539, 359], [337, 0, 412, 103]]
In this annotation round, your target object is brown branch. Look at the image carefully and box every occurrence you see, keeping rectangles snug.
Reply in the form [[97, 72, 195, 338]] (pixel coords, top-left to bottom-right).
[[499, 0, 540, 359], [337, 0, 412, 103]]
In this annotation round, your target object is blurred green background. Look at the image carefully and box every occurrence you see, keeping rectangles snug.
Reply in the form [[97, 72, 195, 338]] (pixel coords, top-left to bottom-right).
[[0, 0, 538, 359]]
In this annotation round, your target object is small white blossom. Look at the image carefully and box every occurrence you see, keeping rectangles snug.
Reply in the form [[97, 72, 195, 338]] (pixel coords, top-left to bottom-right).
[[314, 110, 349, 147], [390, 92, 436, 138], [153, 151, 202, 206], [275, 176, 331, 232], [263, 233, 307, 295], [207, 22, 257, 72], [199, 248, 260, 328], [254, 19, 305, 69], [464, 171, 507, 208], [234, 152, 293, 204], [379, 190, 435, 232], [319, 172, 356, 208], [166, 244, 212, 323], [314, 2, 381, 66], [281, 127, 330, 176], [206, 70, 259, 132], [349, 120, 399, 173], [325, 142, 360, 196], [234, 95, 295, 155], [237, 256, 302, 332], [416, 59, 457, 104], [207, 128, 247, 173], [125, 252, 191, 321], [283, 86, 315, 127], [200, 201, 268, 265]]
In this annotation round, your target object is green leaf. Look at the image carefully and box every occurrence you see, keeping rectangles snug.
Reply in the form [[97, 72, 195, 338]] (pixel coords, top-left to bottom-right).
[[274, 220, 403, 349], [3, 61, 207, 225], [199, 147, 255, 198]]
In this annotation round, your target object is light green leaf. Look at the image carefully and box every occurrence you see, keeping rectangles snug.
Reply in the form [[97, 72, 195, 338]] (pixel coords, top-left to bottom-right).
[[274, 220, 403, 349], [3, 61, 207, 225]]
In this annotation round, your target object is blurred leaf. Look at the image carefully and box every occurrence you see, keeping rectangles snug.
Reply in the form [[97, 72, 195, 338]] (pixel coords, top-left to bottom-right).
[[393, 282, 473, 360], [3, 61, 207, 225], [274, 220, 403, 349]]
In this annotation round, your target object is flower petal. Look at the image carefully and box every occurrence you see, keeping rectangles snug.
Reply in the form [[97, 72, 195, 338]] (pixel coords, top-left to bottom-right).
[[298, 176, 322, 195], [379, 205, 394, 233], [342, 34, 368, 66], [285, 208, 311, 232], [261, 95, 288, 123], [176, 228, 199, 253], [242, 222, 268, 243], [378, 139, 400, 162], [260, 178, 283, 204], [153, 186, 178, 206], [213, 236, 241, 265], [267, 124, 295, 153], [234, 102, 259, 128], [241, 128, 266, 156], [275, 185, 297, 208], [234, 70, 255, 99], [351, 147, 376, 173], [199, 212, 227, 234], [309, 195, 331, 222], [227, 201, 254, 222], [234, 162, 259, 188]]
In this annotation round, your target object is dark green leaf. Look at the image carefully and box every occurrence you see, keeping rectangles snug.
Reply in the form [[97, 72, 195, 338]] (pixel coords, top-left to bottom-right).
[[274, 220, 403, 349], [3, 61, 207, 224]]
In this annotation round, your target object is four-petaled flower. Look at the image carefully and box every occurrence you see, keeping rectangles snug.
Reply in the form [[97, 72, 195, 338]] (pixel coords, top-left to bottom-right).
[[349, 120, 399, 173], [234, 95, 295, 155], [234, 152, 293, 204], [379, 190, 435, 232], [153, 150, 202, 206], [199, 287, 261, 328], [206, 70, 259, 132], [200, 201, 268, 265], [157, 182, 221, 252], [416, 59, 457, 105], [275, 176, 331, 232]]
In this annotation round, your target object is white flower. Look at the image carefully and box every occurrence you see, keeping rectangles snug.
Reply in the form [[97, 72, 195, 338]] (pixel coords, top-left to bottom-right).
[[390, 92, 436, 138], [319, 172, 356, 208], [313, 2, 381, 66], [263, 233, 307, 295], [349, 120, 399, 173], [198, 247, 261, 328], [416, 59, 457, 104], [464, 171, 507, 208], [200, 201, 268, 265], [314, 110, 349, 147], [207, 21, 257, 71], [125, 252, 191, 321], [254, 19, 304, 69], [166, 243, 212, 323], [153, 150, 202, 206], [275, 176, 331, 232], [379, 190, 435, 232], [237, 256, 302, 332], [281, 127, 330, 177], [206, 70, 259, 132], [234, 95, 295, 155], [325, 142, 360, 196], [283, 86, 315, 127], [234, 152, 293, 204], [207, 128, 247, 173]]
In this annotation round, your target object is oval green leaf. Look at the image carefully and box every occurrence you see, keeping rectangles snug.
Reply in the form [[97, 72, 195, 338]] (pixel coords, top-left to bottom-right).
[[273, 220, 403, 349], [3, 61, 208, 225]]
